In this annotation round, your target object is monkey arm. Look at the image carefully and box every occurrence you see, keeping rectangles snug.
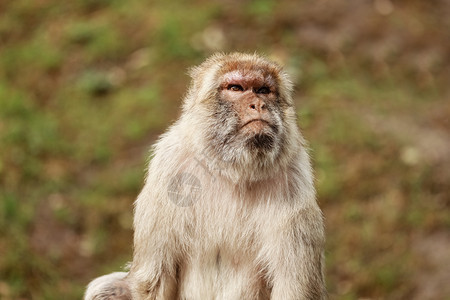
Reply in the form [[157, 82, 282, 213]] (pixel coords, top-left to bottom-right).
[[265, 207, 327, 300], [127, 184, 183, 299]]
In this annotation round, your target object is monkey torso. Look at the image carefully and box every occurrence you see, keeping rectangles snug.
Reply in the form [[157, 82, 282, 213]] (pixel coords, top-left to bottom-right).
[[178, 184, 274, 299], [129, 121, 322, 300]]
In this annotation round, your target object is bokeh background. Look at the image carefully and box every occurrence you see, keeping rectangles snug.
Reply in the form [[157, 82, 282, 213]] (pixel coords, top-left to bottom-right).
[[1, 0, 449, 299]]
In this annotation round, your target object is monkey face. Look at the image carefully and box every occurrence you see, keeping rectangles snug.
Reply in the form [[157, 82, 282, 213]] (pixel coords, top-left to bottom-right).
[[208, 67, 286, 165]]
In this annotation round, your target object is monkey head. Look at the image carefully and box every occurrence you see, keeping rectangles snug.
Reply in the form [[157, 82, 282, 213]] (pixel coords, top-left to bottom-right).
[[183, 53, 300, 182]]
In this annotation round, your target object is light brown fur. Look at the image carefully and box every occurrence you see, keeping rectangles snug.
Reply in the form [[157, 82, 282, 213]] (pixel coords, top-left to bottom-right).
[[85, 53, 326, 300]]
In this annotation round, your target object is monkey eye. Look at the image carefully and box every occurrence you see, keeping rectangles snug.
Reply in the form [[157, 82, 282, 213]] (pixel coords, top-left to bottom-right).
[[227, 84, 244, 92], [256, 86, 271, 94]]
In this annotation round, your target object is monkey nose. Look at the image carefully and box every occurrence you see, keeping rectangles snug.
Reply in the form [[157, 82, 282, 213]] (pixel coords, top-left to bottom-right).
[[248, 101, 266, 112]]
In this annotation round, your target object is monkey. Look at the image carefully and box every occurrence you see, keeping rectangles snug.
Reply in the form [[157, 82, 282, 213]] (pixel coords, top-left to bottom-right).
[[85, 53, 326, 300]]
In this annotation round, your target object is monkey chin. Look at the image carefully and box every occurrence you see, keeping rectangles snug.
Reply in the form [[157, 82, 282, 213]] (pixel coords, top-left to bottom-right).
[[241, 120, 277, 151], [246, 133, 275, 151], [228, 124, 281, 182]]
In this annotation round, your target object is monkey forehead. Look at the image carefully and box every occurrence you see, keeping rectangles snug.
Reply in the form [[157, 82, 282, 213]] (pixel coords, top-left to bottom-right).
[[218, 55, 281, 75], [220, 70, 277, 88]]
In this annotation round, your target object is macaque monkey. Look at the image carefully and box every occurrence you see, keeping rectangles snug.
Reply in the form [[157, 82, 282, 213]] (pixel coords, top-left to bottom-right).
[[85, 53, 326, 299]]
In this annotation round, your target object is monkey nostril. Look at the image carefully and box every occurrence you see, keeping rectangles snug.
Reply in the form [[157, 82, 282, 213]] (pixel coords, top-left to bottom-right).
[[249, 104, 256, 110], [261, 104, 266, 110]]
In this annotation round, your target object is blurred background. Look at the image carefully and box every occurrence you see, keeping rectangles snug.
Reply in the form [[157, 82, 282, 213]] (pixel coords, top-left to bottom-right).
[[0, 0, 449, 299]]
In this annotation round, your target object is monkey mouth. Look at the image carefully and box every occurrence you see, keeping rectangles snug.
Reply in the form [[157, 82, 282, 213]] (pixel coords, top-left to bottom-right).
[[241, 119, 278, 135], [241, 119, 270, 129]]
